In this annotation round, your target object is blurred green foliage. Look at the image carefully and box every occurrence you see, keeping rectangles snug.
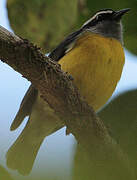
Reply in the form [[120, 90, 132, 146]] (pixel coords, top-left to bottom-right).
[[7, 0, 78, 52], [73, 90, 137, 180], [7, 0, 137, 54], [0, 165, 13, 180], [99, 90, 137, 172]]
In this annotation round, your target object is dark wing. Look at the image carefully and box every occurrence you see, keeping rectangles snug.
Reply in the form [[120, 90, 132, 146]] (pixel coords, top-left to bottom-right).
[[49, 28, 83, 61], [10, 85, 38, 130]]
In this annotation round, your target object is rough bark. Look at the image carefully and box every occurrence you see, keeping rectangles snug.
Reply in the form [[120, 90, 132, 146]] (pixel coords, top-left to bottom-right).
[[0, 25, 106, 142]]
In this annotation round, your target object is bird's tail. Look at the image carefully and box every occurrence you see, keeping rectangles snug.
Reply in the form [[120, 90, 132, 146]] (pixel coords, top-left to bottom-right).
[[6, 119, 45, 175]]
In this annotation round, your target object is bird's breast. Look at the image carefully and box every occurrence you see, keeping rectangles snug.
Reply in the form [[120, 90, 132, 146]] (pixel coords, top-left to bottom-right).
[[59, 32, 125, 111]]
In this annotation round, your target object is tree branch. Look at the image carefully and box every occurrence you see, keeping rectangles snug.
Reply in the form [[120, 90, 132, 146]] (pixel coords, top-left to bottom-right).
[[0, 25, 106, 141], [0, 25, 135, 179]]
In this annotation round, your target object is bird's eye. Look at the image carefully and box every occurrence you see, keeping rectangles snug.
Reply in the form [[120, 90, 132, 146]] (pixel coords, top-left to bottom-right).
[[97, 14, 102, 19]]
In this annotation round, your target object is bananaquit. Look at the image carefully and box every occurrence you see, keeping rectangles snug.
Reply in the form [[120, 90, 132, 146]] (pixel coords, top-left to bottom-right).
[[7, 9, 130, 175]]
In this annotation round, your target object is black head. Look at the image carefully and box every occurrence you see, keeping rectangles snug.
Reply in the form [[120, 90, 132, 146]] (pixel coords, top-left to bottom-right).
[[82, 8, 130, 44]]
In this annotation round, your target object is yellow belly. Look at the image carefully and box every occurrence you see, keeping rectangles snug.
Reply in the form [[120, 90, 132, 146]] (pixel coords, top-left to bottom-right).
[[59, 32, 125, 111]]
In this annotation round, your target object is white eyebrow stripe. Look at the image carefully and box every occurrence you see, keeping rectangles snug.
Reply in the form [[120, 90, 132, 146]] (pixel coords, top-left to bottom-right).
[[82, 10, 113, 27]]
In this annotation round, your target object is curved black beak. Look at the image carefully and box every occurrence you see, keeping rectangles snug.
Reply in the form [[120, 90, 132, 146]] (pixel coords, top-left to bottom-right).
[[113, 8, 130, 20]]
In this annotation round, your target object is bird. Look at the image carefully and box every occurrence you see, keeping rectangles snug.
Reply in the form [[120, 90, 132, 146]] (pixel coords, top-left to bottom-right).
[[6, 8, 130, 175]]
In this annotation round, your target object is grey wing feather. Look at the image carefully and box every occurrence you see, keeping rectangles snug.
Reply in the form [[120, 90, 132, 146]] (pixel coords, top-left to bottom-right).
[[49, 28, 83, 61], [10, 85, 38, 130]]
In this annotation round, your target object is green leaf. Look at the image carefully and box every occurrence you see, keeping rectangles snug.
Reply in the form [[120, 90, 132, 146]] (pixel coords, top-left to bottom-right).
[[99, 90, 137, 170], [0, 165, 13, 180], [7, 0, 78, 52]]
